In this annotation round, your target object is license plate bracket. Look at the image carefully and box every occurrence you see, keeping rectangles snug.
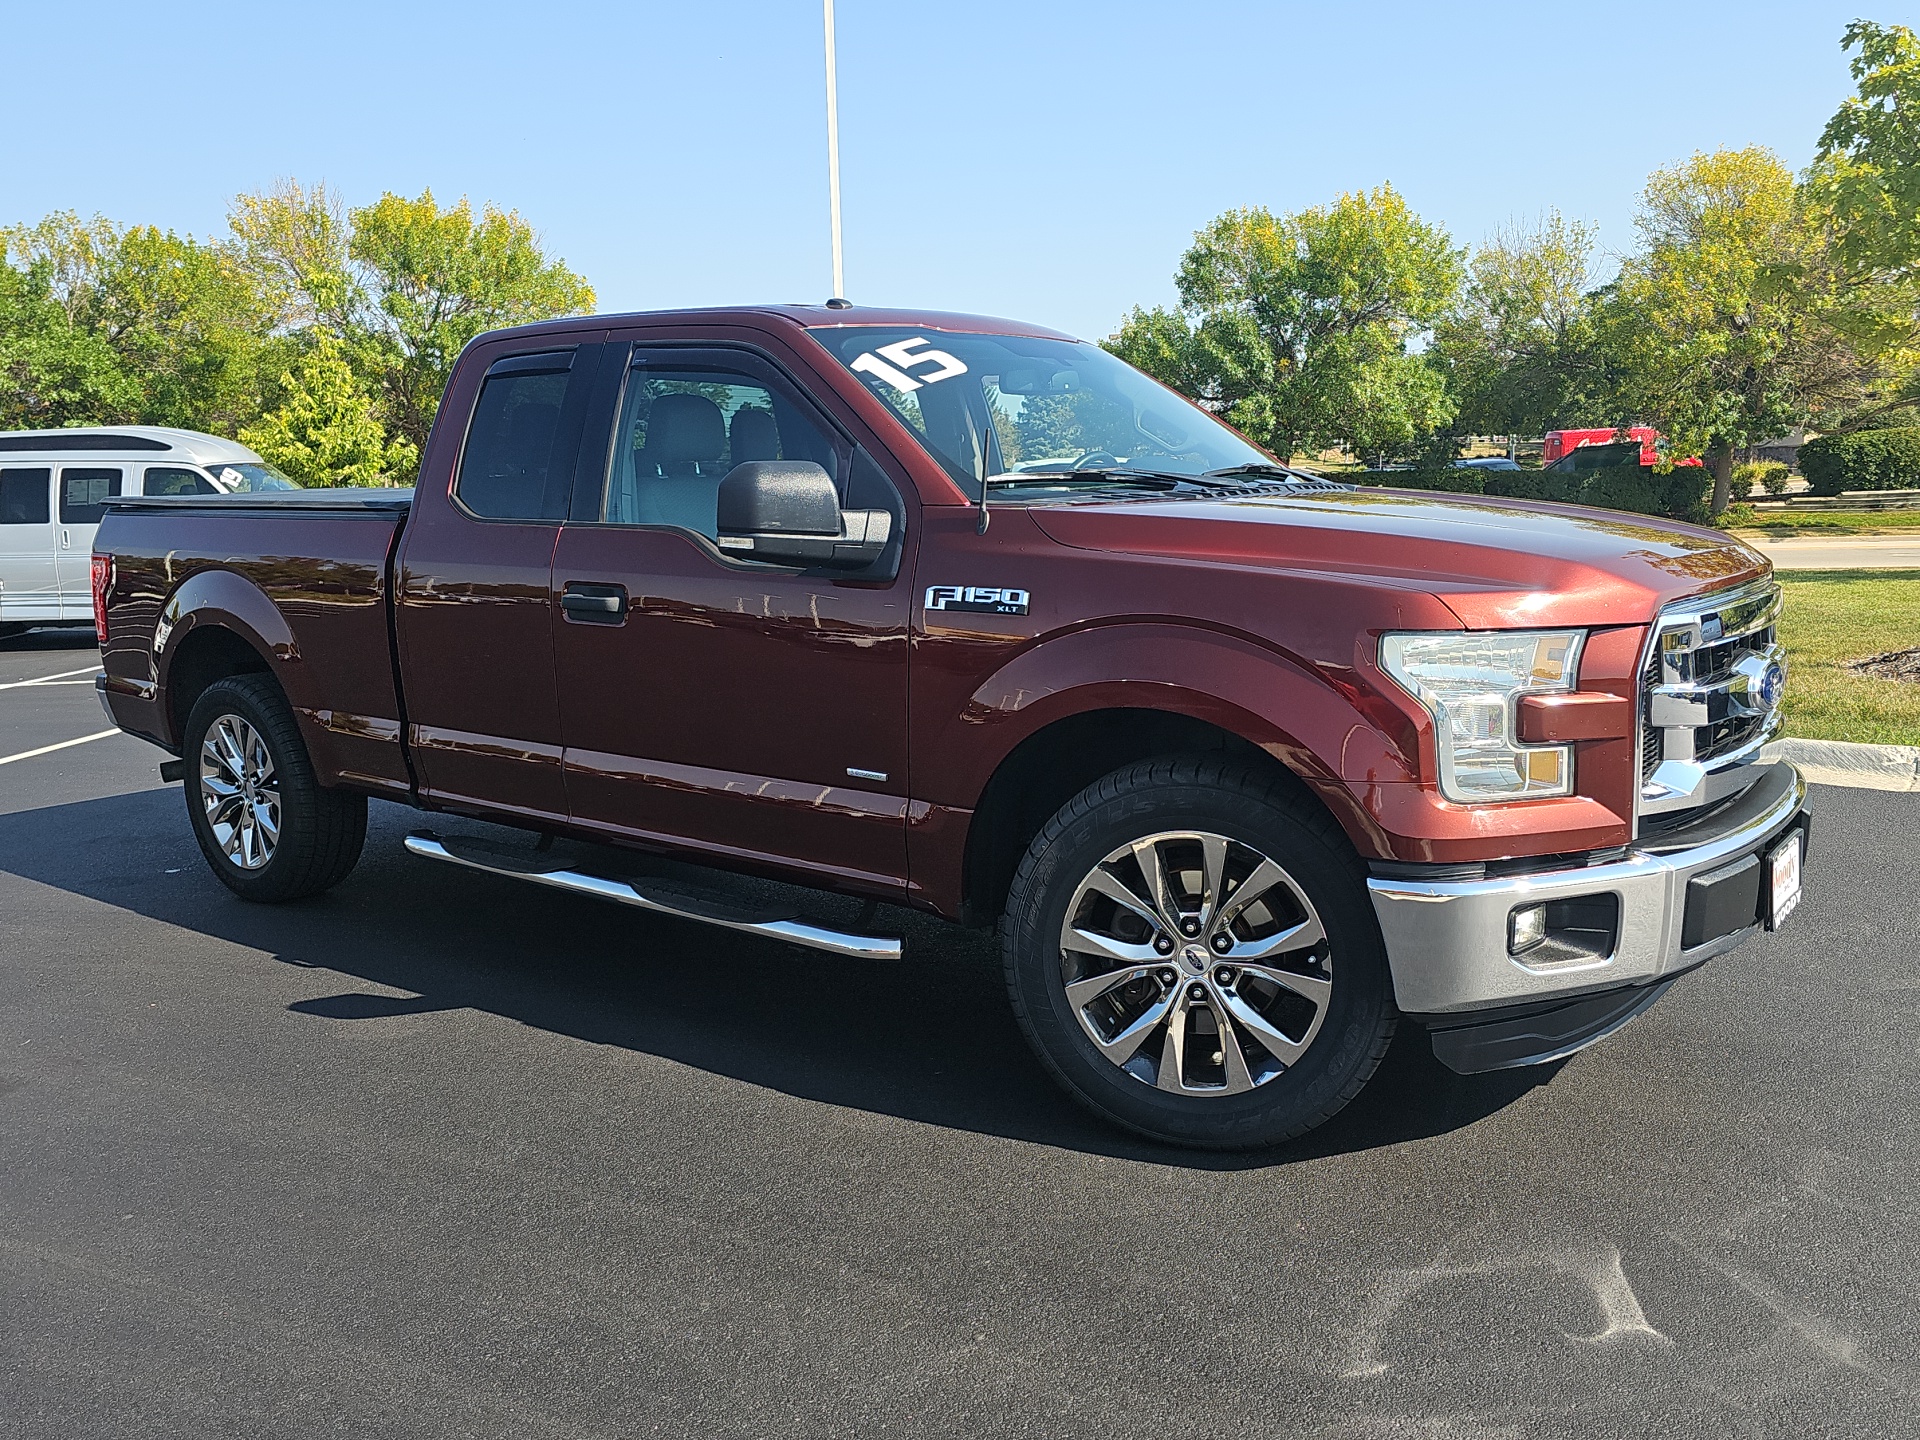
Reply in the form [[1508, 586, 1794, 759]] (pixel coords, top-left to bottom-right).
[[1766, 829, 1804, 930]]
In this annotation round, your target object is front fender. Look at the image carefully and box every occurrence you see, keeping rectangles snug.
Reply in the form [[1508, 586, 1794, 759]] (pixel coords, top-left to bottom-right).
[[935, 620, 1421, 850]]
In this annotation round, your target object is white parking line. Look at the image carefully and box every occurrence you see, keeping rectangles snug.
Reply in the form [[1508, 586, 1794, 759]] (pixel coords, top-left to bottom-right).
[[0, 666, 103, 691], [0, 729, 120, 767]]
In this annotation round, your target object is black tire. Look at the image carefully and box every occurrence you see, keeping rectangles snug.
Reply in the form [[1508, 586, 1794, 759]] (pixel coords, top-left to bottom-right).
[[182, 674, 366, 903], [1002, 756, 1397, 1150]]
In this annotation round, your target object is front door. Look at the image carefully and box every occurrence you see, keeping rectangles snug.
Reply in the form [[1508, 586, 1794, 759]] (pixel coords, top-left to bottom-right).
[[0, 468, 58, 624], [55, 466, 122, 617], [394, 338, 604, 823], [549, 342, 913, 892]]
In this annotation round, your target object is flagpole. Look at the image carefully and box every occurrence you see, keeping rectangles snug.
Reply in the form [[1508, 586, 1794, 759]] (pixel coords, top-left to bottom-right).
[[824, 0, 845, 300]]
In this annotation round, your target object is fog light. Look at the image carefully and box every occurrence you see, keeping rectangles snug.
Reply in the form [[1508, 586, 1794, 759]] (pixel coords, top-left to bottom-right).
[[1508, 903, 1548, 954]]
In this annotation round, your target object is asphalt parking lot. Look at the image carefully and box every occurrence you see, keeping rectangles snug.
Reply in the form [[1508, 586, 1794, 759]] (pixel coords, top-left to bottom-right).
[[3, 626, 1917, 1439]]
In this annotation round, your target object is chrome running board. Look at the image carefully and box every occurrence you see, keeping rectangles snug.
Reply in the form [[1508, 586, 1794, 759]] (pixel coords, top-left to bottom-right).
[[403, 832, 903, 960]]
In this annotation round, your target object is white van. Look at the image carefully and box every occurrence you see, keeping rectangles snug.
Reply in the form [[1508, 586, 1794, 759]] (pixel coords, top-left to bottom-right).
[[0, 426, 296, 635]]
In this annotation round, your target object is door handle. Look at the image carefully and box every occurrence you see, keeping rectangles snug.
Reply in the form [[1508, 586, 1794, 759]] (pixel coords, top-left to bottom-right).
[[560, 582, 629, 624]]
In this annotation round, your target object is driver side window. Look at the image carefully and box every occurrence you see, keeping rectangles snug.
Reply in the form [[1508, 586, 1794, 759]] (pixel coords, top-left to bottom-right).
[[601, 357, 841, 536]]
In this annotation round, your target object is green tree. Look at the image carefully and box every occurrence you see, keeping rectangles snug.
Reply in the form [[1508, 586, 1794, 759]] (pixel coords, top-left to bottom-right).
[[0, 257, 140, 428], [239, 333, 418, 486], [1811, 21, 1920, 280], [5, 211, 272, 433], [347, 190, 595, 453], [1601, 147, 1895, 513], [1109, 185, 1463, 462], [1432, 212, 1602, 436]]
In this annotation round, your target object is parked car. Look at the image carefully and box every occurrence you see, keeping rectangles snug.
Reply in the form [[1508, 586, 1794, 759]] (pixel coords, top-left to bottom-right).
[[91, 306, 1807, 1150], [0, 427, 295, 637]]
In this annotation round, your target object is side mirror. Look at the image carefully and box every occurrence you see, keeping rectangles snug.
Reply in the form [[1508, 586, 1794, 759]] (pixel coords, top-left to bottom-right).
[[715, 461, 891, 568]]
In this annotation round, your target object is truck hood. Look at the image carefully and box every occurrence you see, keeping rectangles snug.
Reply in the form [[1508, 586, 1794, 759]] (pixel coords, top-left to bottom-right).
[[1025, 486, 1769, 629]]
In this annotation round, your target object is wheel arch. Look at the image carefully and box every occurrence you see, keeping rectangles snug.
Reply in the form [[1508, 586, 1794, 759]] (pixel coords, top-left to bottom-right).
[[957, 703, 1379, 926], [155, 568, 301, 748]]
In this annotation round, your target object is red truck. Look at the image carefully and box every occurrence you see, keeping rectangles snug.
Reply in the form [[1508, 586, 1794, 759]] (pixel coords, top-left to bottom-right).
[[92, 306, 1807, 1150], [1542, 426, 1704, 470]]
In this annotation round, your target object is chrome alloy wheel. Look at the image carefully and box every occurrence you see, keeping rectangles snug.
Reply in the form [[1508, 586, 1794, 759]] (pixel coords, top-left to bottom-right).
[[1058, 830, 1332, 1096], [198, 713, 281, 871]]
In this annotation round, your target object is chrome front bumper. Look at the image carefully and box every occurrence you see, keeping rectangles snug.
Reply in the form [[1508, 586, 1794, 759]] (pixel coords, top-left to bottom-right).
[[1369, 762, 1807, 1017]]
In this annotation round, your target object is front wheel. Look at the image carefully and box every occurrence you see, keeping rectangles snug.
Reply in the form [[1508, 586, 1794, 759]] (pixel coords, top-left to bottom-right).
[[183, 674, 367, 903], [1002, 757, 1396, 1150]]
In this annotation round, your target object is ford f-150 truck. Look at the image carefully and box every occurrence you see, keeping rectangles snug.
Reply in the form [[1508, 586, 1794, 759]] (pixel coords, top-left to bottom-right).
[[92, 305, 1808, 1150]]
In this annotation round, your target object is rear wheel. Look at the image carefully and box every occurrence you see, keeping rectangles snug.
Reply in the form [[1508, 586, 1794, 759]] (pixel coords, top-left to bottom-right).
[[182, 675, 366, 902], [1002, 756, 1396, 1150]]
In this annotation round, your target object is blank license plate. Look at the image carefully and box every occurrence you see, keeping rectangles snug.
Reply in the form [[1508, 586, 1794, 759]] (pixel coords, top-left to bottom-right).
[[1768, 831, 1803, 929]]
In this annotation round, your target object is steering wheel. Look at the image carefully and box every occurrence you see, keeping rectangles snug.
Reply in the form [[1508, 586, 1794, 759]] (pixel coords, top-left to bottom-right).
[[1072, 450, 1121, 470]]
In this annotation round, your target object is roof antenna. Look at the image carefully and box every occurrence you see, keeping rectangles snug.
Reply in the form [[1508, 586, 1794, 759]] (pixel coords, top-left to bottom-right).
[[823, 0, 847, 308]]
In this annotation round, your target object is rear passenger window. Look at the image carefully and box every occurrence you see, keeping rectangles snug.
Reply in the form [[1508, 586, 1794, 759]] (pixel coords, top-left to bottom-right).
[[603, 357, 842, 536], [0, 468, 52, 524], [59, 467, 123, 524], [456, 351, 578, 520], [144, 466, 217, 496]]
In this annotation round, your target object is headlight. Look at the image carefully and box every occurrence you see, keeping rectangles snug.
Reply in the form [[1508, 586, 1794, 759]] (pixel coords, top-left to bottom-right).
[[1379, 629, 1585, 803]]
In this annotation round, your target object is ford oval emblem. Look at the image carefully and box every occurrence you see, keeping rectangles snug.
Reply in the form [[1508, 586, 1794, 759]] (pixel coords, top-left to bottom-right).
[[1759, 661, 1785, 708]]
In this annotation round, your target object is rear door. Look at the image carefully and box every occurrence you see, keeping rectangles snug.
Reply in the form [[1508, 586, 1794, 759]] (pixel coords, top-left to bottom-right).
[[393, 337, 606, 823], [548, 336, 914, 891], [55, 465, 122, 616], [0, 468, 58, 623]]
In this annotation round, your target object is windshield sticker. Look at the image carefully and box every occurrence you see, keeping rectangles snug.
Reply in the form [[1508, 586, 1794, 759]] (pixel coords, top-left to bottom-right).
[[850, 336, 968, 393], [925, 584, 1029, 616]]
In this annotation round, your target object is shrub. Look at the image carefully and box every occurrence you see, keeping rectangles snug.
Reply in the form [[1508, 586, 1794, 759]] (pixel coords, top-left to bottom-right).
[[1734, 459, 1790, 496], [1714, 503, 1758, 529], [1353, 461, 1709, 521], [1798, 428, 1920, 495]]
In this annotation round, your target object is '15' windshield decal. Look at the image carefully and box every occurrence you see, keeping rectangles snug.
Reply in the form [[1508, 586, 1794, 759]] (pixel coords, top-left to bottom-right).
[[850, 337, 968, 393]]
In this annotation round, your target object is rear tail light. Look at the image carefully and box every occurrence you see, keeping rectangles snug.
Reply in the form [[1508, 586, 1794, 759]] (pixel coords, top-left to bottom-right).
[[91, 553, 113, 646]]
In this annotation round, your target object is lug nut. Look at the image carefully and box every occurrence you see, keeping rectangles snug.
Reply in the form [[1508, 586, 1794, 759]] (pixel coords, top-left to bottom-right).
[[1153, 935, 1174, 955], [1187, 983, 1207, 1002], [1214, 966, 1235, 987], [1180, 917, 1201, 937], [1211, 933, 1233, 953], [1157, 968, 1178, 986]]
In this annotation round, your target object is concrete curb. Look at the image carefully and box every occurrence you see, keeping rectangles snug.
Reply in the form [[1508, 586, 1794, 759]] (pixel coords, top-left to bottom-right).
[[1761, 737, 1920, 792]]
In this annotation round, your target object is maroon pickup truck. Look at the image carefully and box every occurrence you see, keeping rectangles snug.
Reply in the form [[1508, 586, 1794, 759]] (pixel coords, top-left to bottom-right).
[[92, 305, 1808, 1149]]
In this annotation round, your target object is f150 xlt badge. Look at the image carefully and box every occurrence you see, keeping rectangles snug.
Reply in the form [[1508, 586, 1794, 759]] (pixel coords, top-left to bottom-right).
[[925, 585, 1030, 616]]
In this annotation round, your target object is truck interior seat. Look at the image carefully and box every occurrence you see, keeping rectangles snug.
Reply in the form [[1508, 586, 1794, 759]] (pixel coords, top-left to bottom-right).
[[728, 407, 780, 463], [630, 392, 729, 535]]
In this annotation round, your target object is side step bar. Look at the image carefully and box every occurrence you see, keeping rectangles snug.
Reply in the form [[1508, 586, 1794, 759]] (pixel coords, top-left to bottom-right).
[[402, 832, 903, 961]]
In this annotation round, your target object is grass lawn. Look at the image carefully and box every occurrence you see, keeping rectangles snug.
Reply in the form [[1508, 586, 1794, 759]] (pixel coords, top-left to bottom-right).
[[1733, 510, 1920, 536], [1775, 570, 1920, 746]]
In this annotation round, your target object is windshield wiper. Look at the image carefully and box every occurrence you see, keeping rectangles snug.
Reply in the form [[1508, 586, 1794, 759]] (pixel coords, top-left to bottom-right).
[[986, 467, 1189, 490]]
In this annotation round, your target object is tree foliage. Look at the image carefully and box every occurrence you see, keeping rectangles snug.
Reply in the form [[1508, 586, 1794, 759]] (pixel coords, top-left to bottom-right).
[[1432, 213, 1601, 436], [1109, 185, 1463, 462], [239, 333, 418, 487], [0, 183, 592, 484]]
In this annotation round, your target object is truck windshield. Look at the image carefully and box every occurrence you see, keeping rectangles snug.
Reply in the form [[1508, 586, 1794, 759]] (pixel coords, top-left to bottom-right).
[[205, 462, 299, 493], [807, 327, 1272, 500]]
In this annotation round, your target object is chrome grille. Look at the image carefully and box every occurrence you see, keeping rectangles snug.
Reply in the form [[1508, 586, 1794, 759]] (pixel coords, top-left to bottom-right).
[[1638, 579, 1786, 816]]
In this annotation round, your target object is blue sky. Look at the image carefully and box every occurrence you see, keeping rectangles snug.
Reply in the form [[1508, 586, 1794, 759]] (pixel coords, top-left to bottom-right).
[[1, 1, 1899, 340]]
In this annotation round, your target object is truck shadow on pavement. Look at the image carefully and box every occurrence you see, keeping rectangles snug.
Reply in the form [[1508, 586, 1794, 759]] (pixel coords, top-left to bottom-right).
[[0, 787, 1560, 1170]]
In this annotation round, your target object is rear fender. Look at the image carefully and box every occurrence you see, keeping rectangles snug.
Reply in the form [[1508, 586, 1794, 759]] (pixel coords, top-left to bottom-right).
[[154, 569, 308, 745]]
